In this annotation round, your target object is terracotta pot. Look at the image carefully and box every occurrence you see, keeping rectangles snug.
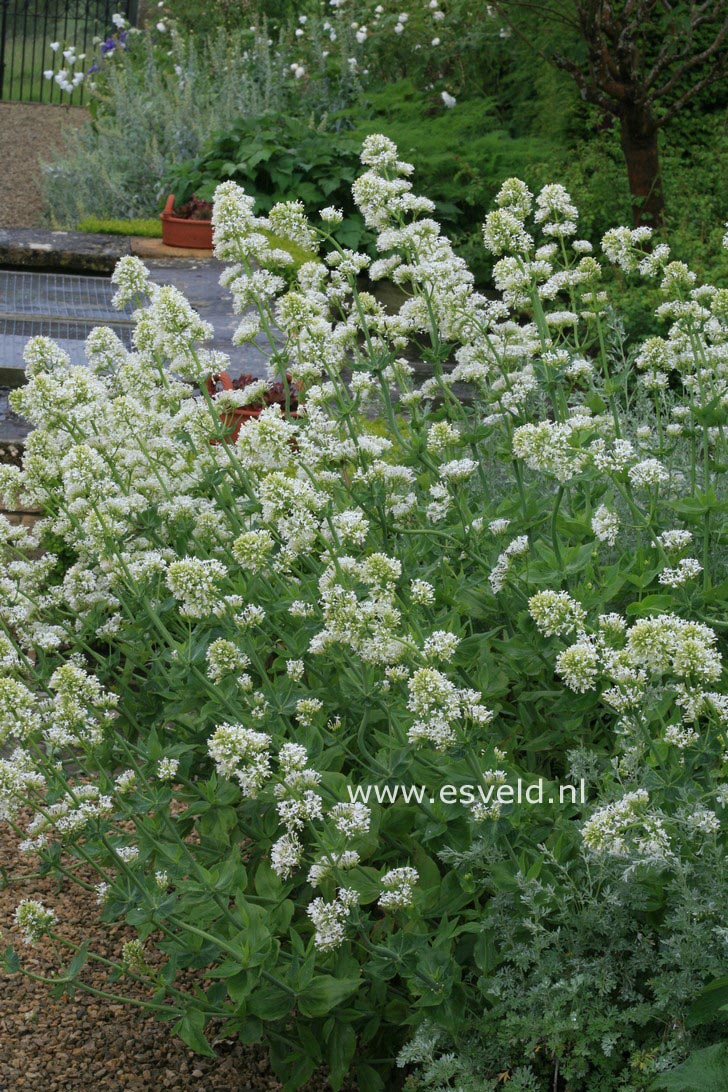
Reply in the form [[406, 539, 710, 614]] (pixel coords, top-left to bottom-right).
[[206, 372, 298, 444], [160, 195, 213, 249], [217, 406, 264, 443]]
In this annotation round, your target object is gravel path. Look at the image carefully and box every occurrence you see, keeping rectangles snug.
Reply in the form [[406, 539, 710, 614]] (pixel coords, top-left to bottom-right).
[[0, 818, 350, 1090], [0, 103, 86, 228]]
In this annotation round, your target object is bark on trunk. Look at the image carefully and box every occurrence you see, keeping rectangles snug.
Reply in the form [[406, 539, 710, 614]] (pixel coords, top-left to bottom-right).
[[618, 103, 665, 229]]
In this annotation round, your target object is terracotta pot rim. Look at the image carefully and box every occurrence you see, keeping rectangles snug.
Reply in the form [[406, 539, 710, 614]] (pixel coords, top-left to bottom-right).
[[212, 404, 299, 445], [206, 370, 300, 412], [221, 406, 267, 418], [160, 194, 212, 226]]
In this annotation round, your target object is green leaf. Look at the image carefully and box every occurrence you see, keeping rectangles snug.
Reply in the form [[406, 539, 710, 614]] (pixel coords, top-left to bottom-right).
[[210, 853, 246, 894], [241, 149, 271, 170], [248, 982, 293, 1021], [279, 1053, 317, 1091], [207, 958, 243, 979], [228, 908, 272, 967], [667, 492, 727, 519], [68, 940, 90, 979], [226, 970, 254, 1006], [473, 932, 500, 975], [297, 975, 361, 1017], [3, 945, 20, 973], [320, 177, 342, 196], [355, 1062, 385, 1092], [297, 182, 323, 203], [687, 979, 728, 1028], [173, 1009, 216, 1058], [411, 846, 442, 893], [342, 867, 381, 904], [198, 805, 237, 841], [327, 1023, 356, 1090], [650, 1043, 728, 1090], [626, 594, 678, 617], [254, 860, 284, 900]]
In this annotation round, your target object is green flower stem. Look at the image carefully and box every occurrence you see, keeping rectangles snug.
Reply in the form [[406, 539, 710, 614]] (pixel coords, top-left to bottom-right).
[[46, 931, 216, 1015], [550, 486, 565, 571], [594, 313, 622, 438], [10, 964, 183, 1016]]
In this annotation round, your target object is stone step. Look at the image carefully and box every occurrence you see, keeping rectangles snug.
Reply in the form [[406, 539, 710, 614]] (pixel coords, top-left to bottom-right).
[[0, 228, 131, 274]]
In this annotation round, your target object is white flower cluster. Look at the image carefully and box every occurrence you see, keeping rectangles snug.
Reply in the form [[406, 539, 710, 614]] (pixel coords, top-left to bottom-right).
[[307, 850, 360, 887], [306, 887, 359, 952], [591, 505, 620, 546], [628, 458, 669, 490], [601, 226, 654, 272], [15, 899, 57, 945], [46, 662, 118, 749], [206, 638, 250, 684], [378, 866, 419, 911], [207, 723, 272, 796], [513, 419, 592, 484], [410, 579, 435, 604], [658, 529, 693, 552], [21, 784, 113, 852], [422, 630, 460, 662], [329, 801, 371, 837], [166, 558, 227, 618], [537, 603, 723, 738], [311, 552, 407, 666], [658, 558, 703, 588], [582, 790, 672, 862], [489, 535, 529, 594], [157, 757, 179, 781], [44, 36, 92, 94], [407, 667, 492, 750], [556, 641, 600, 693], [0, 749, 46, 822], [528, 591, 586, 638], [0, 130, 725, 998]]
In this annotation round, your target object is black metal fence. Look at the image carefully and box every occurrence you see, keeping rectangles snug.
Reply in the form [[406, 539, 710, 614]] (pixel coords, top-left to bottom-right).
[[0, 0, 136, 103]]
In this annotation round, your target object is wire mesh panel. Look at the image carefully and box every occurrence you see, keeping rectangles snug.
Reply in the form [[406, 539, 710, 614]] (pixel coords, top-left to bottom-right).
[[0, 269, 134, 320], [0, 269, 135, 367], [0, 0, 136, 103]]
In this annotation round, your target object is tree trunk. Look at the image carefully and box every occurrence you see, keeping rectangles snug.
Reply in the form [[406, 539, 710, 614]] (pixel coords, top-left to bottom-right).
[[618, 103, 665, 229]]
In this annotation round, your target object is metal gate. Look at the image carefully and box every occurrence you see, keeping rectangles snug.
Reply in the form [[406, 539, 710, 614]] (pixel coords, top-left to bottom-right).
[[0, 0, 136, 103]]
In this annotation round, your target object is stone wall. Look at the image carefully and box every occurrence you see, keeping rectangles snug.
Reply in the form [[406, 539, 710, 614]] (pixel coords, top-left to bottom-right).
[[0, 499, 41, 528]]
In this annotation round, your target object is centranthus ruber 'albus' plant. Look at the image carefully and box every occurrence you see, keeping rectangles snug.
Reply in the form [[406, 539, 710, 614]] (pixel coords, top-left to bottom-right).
[[1, 134, 726, 1090]]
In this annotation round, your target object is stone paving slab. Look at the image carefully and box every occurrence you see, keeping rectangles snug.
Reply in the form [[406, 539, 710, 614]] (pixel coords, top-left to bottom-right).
[[131, 237, 213, 260], [0, 227, 214, 270], [0, 228, 130, 274], [143, 257, 274, 380]]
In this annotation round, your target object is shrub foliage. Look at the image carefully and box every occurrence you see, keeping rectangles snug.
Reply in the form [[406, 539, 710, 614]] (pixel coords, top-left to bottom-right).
[[3, 138, 727, 1090]]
